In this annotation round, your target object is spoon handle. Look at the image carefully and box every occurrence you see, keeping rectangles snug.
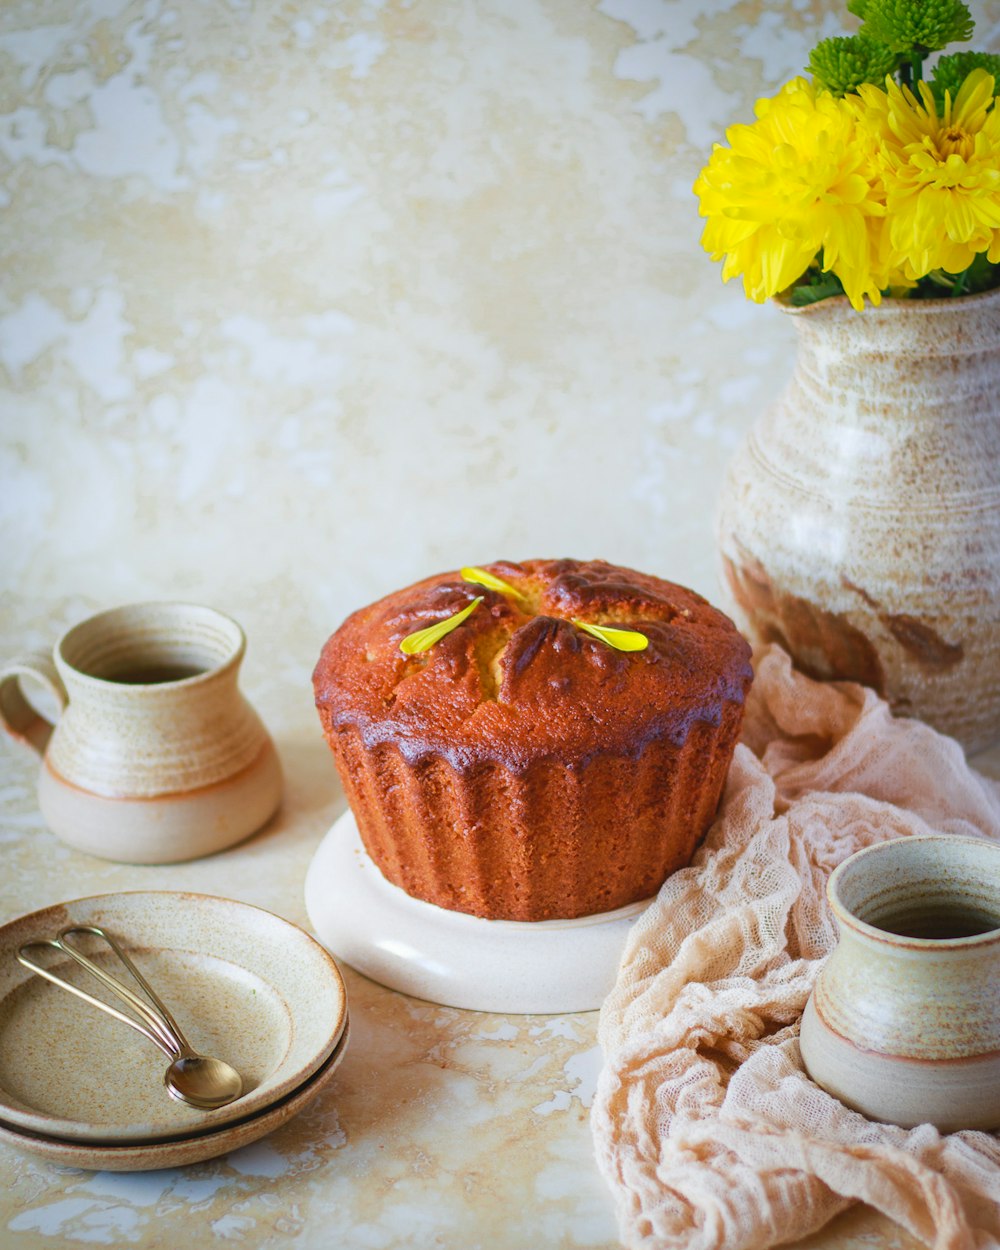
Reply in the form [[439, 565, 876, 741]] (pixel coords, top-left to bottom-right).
[[59, 926, 191, 1052], [16, 926, 188, 1058]]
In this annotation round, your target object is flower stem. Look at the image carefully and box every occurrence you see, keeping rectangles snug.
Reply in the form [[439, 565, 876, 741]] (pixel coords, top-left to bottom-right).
[[952, 266, 971, 297]]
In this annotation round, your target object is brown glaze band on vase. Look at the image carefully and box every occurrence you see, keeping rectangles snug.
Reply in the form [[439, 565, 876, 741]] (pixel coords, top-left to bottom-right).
[[717, 287, 1000, 753]]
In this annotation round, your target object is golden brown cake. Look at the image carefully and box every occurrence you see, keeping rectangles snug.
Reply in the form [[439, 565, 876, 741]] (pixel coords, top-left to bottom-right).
[[313, 558, 753, 921]]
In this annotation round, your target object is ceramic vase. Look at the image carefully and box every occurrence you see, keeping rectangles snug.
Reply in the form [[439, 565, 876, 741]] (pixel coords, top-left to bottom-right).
[[799, 835, 1000, 1132], [716, 287, 1000, 753]]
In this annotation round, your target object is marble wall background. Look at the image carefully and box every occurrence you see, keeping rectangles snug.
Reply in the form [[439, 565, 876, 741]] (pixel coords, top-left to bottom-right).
[[3, 0, 1000, 663]]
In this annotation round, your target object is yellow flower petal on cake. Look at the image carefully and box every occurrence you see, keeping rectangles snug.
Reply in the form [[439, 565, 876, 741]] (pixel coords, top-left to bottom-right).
[[460, 566, 525, 601], [400, 597, 483, 655], [572, 620, 650, 652]]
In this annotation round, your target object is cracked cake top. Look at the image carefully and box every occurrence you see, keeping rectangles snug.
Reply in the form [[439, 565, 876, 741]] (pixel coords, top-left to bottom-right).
[[313, 558, 753, 771]]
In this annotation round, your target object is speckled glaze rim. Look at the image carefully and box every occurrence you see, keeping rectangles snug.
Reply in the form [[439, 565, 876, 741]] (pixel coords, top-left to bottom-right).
[[56, 602, 245, 690], [0, 891, 348, 1143], [828, 835, 1000, 950], [0, 1018, 350, 1170], [776, 284, 1000, 318]]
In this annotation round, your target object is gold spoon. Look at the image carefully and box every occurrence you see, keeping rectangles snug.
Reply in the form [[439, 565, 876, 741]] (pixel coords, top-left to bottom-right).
[[17, 924, 243, 1110]]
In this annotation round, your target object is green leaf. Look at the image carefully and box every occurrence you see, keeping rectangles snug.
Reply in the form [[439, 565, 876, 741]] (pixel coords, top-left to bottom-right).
[[461, 566, 525, 601], [572, 619, 649, 652], [930, 51, 1000, 105], [809, 33, 899, 95], [787, 271, 847, 306], [924, 268, 958, 290], [959, 253, 1000, 294], [911, 254, 1000, 298], [400, 597, 483, 655], [858, 0, 975, 55]]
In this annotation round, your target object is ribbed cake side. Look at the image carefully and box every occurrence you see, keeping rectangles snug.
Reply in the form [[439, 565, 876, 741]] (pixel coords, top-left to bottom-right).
[[322, 696, 746, 921]]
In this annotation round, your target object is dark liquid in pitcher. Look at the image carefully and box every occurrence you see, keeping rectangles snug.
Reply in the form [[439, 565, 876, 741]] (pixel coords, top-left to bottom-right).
[[109, 664, 206, 685]]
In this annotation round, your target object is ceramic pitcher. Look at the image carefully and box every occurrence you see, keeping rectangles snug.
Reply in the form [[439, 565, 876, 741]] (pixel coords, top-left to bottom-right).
[[0, 602, 283, 863], [800, 835, 1000, 1132]]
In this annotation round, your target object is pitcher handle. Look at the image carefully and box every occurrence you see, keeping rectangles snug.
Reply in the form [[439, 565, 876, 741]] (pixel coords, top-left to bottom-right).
[[0, 650, 67, 756]]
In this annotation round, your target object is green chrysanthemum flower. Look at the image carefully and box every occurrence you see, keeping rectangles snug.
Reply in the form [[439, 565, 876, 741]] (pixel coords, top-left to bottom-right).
[[858, 0, 974, 55], [809, 34, 899, 96], [931, 52, 1000, 105], [847, 0, 870, 16]]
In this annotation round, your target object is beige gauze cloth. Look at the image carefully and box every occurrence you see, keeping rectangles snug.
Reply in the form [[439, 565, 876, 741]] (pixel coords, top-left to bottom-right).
[[591, 646, 1000, 1250]]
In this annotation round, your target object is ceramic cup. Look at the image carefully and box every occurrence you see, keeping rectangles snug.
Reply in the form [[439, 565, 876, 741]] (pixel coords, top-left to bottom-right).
[[0, 602, 283, 863], [800, 835, 1000, 1132]]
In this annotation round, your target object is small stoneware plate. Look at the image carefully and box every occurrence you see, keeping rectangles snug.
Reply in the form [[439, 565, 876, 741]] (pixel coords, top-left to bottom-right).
[[0, 1018, 350, 1171], [0, 892, 347, 1144]]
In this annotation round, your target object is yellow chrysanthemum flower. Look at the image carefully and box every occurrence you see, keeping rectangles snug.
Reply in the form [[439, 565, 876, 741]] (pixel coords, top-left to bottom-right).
[[857, 69, 1000, 279], [694, 78, 887, 309]]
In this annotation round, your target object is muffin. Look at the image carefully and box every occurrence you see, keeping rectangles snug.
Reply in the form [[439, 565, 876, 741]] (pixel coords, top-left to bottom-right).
[[313, 558, 753, 921]]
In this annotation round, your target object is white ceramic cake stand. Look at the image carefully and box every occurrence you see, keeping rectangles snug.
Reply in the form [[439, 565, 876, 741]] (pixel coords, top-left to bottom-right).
[[304, 810, 651, 1014]]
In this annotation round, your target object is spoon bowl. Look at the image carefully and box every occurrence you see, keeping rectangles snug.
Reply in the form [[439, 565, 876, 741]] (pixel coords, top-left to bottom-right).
[[166, 1054, 244, 1109]]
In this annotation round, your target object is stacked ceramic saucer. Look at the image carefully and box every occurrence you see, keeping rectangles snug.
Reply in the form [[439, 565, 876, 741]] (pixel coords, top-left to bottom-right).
[[0, 892, 349, 1171]]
